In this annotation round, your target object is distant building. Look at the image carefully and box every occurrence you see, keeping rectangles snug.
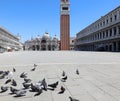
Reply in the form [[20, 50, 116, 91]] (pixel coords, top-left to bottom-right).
[[24, 32, 59, 51], [76, 6, 120, 52], [0, 26, 23, 52], [70, 37, 76, 50]]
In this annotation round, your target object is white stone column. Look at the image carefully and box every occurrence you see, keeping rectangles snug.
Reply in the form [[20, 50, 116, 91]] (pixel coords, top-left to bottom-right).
[[104, 31, 106, 38], [108, 16, 110, 24], [94, 34, 95, 41], [101, 32, 103, 39], [112, 28, 114, 37], [117, 10, 120, 20], [108, 29, 110, 37], [116, 26, 119, 35]]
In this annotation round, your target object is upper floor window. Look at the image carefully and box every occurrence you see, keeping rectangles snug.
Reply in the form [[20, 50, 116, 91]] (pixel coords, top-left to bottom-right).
[[98, 24, 99, 28], [98, 33, 99, 39], [62, 7, 68, 10], [114, 15, 117, 20], [100, 32, 102, 39], [110, 29, 112, 36], [110, 17, 112, 22], [114, 27, 116, 35], [106, 30, 108, 37], [106, 19, 108, 24]]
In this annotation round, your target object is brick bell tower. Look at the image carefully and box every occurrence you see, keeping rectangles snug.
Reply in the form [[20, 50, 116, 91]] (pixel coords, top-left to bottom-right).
[[60, 0, 70, 50]]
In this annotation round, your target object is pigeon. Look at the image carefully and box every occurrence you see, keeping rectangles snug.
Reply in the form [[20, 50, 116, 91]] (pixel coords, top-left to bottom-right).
[[14, 90, 27, 97], [31, 67, 36, 71], [34, 91, 42, 96], [62, 71, 65, 76], [0, 75, 5, 79], [42, 78, 47, 91], [69, 96, 79, 101], [37, 78, 47, 90], [20, 72, 27, 78], [30, 83, 39, 92], [10, 87, 19, 94], [1, 71, 10, 79], [0, 72, 7, 79], [0, 71, 3, 75], [34, 64, 37, 67], [4, 71, 10, 76], [11, 79, 17, 86], [7, 71, 13, 79], [13, 68, 16, 72], [22, 83, 31, 89], [37, 79, 44, 85], [34, 87, 43, 96], [30, 83, 43, 94], [5, 79, 11, 84], [76, 69, 79, 75], [0, 86, 9, 93], [58, 86, 65, 94], [24, 78, 31, 83], [61, 76, 67, 82], [48, 81, 59, 88]]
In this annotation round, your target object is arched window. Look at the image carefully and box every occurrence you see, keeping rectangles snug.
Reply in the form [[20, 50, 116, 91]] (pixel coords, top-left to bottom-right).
[[41, 40, 46, 43]]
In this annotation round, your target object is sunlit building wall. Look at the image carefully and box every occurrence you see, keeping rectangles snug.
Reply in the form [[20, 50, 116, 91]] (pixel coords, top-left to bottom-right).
[[0, 26, 23, 52], [76, 6, 120, 52]]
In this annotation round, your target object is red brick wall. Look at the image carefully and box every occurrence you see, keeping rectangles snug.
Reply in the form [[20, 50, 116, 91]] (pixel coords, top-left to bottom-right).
[[60, 15, 70, 50]]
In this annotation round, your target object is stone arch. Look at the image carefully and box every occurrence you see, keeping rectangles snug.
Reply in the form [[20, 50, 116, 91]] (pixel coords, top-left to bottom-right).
[[41, 39, 47, 50]]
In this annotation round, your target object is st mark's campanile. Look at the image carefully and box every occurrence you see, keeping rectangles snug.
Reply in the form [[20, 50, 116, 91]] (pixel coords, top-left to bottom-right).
[[60, 0, 70, 50]]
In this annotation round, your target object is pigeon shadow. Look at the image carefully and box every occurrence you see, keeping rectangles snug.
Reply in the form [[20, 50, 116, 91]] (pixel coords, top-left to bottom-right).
[[0, 91, 7, 93], [13, 95, 26, 98], [34, 92, 42, 96], [9, 92, 14, 95], [58, 91, 64, 94]]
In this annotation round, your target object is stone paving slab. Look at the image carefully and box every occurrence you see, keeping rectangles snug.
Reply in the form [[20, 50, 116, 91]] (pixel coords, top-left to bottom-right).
[[0, 51, 120, 101]]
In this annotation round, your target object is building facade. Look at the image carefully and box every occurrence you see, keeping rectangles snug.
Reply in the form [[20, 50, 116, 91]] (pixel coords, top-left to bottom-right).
[[70, 37, 76, 50], [76, 6, 120, 52], [0, 26, 23, 52], [60, 0, 70, 50], [24, 32, 59, 51]]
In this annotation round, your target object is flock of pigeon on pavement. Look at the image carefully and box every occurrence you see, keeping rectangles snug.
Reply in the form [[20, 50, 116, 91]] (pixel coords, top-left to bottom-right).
[[0, 64, 80, 101]]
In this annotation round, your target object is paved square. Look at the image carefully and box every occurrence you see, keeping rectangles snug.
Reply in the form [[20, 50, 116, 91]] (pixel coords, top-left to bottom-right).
[[0, 51, 120, 101]]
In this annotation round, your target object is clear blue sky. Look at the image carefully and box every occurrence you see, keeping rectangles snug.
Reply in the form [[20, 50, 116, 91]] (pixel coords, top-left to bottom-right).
[[0, 0, 119, 43]]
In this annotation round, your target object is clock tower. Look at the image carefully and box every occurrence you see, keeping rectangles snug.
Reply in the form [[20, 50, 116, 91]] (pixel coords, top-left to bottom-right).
[[60, 0, 70, 50]]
